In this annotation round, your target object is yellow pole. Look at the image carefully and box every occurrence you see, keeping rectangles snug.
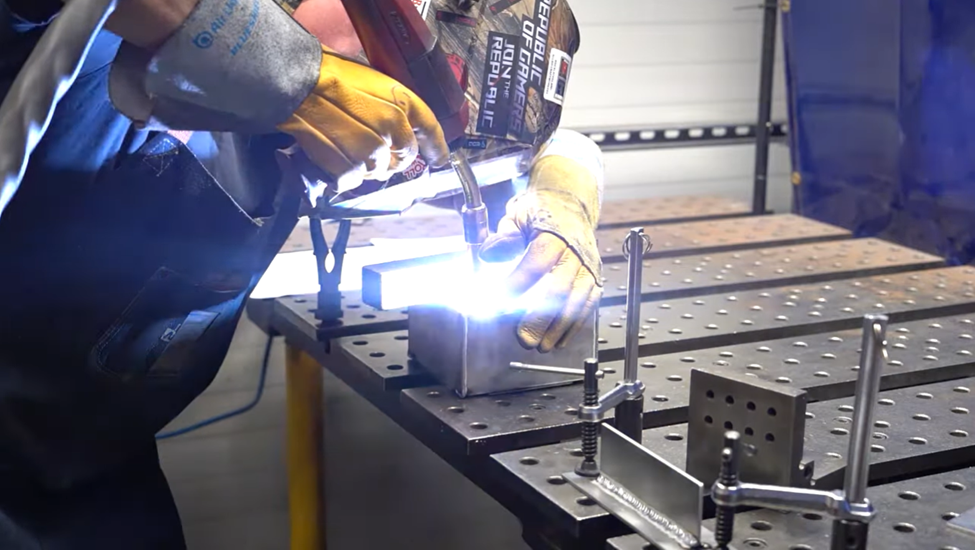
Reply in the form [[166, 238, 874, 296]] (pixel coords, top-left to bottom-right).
[[286, 344, 325, 550]]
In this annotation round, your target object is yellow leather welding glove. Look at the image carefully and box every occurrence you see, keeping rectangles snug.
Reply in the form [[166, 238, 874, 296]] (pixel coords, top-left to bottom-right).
[[277, 47, 451, 194], [108, 0, 450, 198], [480, 143, 603, 353]]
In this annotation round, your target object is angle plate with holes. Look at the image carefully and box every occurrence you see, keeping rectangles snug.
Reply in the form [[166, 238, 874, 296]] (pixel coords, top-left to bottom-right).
[[706, 466, 975, 550], [686, 369, 809, 488], [598, 238, 942, 306], [393, 313, 975, 457], [490, 377, 975, 537]]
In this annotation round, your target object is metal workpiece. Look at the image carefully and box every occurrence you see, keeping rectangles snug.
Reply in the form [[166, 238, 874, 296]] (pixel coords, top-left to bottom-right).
[[596, 266, 975, 360], [709, 466, 975, 550], [598, 238, 942, 306], [686, 370, 808, 489], [395, 312, 975, 457], [492, 376, 975, 538], [408, 304, 597, 396], [509, 362, 605, 379], [596, 214, 849, 263], [565, 425, 708, 550]]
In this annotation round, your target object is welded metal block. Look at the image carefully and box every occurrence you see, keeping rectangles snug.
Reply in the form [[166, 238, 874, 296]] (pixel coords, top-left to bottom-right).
[[687, 369, 809, 488], [408, 304, 597, 397]]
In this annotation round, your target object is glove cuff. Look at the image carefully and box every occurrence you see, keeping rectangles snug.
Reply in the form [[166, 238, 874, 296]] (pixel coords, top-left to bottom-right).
[[110, 0, 321, 132]]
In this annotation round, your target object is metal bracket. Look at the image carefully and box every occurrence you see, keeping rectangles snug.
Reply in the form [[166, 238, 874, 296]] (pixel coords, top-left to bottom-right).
[[565, 425, 714, 550]]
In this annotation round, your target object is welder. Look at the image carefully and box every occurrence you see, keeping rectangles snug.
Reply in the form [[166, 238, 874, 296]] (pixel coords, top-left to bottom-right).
[[0, 0, 602, 547]]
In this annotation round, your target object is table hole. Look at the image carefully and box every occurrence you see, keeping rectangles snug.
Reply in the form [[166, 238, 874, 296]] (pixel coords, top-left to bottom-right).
[[826, 452, 842, 459], [539, 393, 557, 400], [893, 523, 916, 533], [743, 539, 767, 549], [768, 407, 777, 417], [917, 392, 934, 400], [724, 421, 734, 431], [775, 377, 791, 384], [875, 420, 890, 428], [945, 482, 966, 491], [667, 375, 683, 382], [519, 457, 539, 466], [530, 404, 546, 411], [802, 513, 823, 521], [835, 416, 852, 424], [705, 415, 713, 424], [565, 408, 579, 416], [726, 395, 735, 405], [955, 387, 971, 394], [913, 414, 931, 421], [765, 433, 775, 442], [518, 415, 535, 423], [652, 395, 669, 402], [665, 433, 684, 441], [790, 546, 813, 550], [898, 491, 921, 501], [426, 391, 441, 398], [352, 340, 368, 346], [745, 427, 754, 436], [369, 352, 386, 358], [951, 430, 969, 438], [750, 521, 772, 531], [448, 406, 465, 414], [952, 407, 970, 415], [943, 512, 960, 521], [641, 362, 657, 369], [879, 398, 895, 406], [909, 437, 928, 445], [576, 497, 596, 506], [747, 401, 756, 411], [386, 364, 404, 371], [873, 432, 889, 440], [870, 445, 885, 453], [470, 422, 488, 430], [806, 412, 816, 419], [814, 371, 830, 378], [495, 400, 512, 407], [547, 476, 566, 486], [838, 405, 854, 412], [747, 364, 763, 370], [347, 304, 361, 309], [707, 390, 715, 399], [569, 448, 584, 457], [394, 335, 409, 341], [831, 428, 849, 436]]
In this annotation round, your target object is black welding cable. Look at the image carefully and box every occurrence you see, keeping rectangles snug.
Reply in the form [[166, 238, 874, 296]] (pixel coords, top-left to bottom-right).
[[0, 0, 117, 219]]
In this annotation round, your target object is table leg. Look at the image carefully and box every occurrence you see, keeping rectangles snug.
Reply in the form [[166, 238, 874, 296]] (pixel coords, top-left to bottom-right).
[[286, 344, 325, 550]]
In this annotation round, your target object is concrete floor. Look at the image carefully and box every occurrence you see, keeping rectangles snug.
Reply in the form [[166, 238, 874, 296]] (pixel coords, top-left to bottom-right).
[[158, 313, 528, 549]]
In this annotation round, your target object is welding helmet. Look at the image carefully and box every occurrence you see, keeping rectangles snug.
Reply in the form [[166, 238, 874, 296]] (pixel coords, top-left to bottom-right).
[[299, 0, 582, 217]]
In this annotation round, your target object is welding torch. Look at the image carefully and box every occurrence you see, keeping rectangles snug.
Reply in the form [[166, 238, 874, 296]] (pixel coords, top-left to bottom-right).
[[340, 0, 487, 271]]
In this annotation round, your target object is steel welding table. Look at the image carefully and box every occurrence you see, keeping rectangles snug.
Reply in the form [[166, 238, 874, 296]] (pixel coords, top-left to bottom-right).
[[250, 197, 975, 550]]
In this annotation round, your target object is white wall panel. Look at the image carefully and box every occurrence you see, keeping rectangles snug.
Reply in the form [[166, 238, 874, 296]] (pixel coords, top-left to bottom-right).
[[561, 0, 793, 210]]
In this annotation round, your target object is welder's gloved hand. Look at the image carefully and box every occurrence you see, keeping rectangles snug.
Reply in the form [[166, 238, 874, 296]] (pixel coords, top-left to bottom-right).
[[277, 47, 451, 194], [108, 0, 450, 197], [480, 154, 603, 353]]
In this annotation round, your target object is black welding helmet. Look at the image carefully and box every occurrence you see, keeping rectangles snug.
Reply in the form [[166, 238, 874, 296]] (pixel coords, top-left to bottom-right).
[[317, 0, 582, 217]]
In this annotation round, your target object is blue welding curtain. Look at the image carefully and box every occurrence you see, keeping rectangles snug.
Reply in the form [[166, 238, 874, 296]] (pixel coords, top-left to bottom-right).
[[784, 0, 975, 264]]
